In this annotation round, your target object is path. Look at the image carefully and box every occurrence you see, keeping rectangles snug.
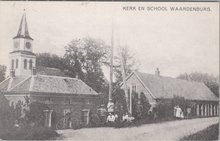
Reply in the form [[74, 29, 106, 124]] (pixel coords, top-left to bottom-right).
[[57, 117, 219, 141]]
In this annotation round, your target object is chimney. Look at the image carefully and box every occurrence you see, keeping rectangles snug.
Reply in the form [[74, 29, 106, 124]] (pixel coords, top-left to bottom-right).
[[10, 69, 15, 77], [32, 67, 36, 75], [155, 68, 160, 76]]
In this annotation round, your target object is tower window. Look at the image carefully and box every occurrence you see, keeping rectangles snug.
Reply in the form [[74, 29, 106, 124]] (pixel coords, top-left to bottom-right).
[[29, 60, 33, 70], [24, 59, 27, 69], [16, 59, 19, 68], [11, 59, 14, 69]]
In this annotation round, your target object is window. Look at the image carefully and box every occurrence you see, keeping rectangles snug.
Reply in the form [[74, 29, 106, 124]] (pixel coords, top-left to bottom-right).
[[132, 85, 137, 92], [11, 59, 14, 69], [29, 60, 33, 70], [16, 59, 19, 68], [24, 59, 27, 69], [81, 109, 90, 124]]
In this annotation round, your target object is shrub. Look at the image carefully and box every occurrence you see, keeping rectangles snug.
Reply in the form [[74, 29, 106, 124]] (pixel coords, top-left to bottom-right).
[[132, 91, 151, 120], [90, 113, 101, 127], [0, 94, 14, 133], [114, 90, 151, 120], [180, 124, 219, 141], [25, 102, 50, 127], [139, 92, 151, 118], [156, 99, 173, 120], [0, 126, 59, 140], [155, 96, 196, 120], [0, 94, 59, 140], [113, 89, 128, 117]]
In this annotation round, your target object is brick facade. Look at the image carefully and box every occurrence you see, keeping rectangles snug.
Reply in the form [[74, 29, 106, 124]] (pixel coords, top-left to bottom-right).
[[5, 93, 100, 128]]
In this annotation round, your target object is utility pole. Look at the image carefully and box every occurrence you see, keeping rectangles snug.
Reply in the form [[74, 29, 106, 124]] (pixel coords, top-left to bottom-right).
[[120, 50, 130, 114], [107, 21, 114, 113], [130, 86, 132, 115]]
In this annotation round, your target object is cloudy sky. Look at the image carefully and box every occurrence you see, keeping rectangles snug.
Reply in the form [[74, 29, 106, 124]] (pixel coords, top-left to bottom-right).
[[0, 2, 219, 79]]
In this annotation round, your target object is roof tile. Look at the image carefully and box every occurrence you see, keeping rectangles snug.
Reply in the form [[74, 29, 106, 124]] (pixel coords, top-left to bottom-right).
[[135, 71, 218, 101]]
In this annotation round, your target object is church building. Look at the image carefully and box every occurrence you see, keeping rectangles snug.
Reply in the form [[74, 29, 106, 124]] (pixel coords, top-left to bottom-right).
[[0, 12, 100, 129]]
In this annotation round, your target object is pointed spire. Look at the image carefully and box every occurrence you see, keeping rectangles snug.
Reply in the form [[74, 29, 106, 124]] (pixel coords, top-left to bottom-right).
[[13, 10, 33, 40]]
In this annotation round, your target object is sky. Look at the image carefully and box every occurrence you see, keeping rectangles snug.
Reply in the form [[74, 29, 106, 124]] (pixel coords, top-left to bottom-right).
[[0, 1, 219, 80]]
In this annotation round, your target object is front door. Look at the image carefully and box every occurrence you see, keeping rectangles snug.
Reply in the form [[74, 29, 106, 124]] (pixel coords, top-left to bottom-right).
[[63, 108, 71, 128]]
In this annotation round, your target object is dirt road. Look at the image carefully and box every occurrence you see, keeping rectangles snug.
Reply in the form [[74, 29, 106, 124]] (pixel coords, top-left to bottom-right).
[[57, 117, 219, 141]]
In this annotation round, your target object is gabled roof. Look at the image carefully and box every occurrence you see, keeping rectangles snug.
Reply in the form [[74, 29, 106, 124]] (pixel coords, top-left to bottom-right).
[[11, 77, 32, 92], [13, 12, 33, 40], [0, 75, 98, 96], [125, 71, 218, 101], [0, 78, 10, 92]]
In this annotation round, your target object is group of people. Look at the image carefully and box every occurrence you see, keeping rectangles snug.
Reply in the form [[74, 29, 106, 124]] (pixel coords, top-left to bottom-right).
[[97, 105, 135, 124], [106, 113, 118, 123], [106, 112, 135, 123], [99, 104, 192, 125], [174, 105, 192, 119], [174, 105, 184, 119]]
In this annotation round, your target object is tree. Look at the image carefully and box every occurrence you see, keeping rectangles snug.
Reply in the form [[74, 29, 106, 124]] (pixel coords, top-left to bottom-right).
[[36, 53, 66, 71], [132, 92, 151, 119], [131, 91, 140, 119], [113, 89, 128, 117], [177, 72, 219, 97], [156, 98, 173, 119], [113, 46, 138, 85], [0, 65, 6, 82], [140, 92, 151, 118], [64, 37, 109, 92]]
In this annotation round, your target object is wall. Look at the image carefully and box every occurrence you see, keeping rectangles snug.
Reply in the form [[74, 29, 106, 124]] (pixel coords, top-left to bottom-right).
[[5, 94, 29, 107], [121, 73, 156, 105], [9, 52, 36, 76], [30, 94, 100, 127], [5, 93, 100, 128]]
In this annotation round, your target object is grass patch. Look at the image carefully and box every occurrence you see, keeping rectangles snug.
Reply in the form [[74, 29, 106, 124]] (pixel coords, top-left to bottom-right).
[[180, 123, 219, 141], [0, 126, 60, 140]]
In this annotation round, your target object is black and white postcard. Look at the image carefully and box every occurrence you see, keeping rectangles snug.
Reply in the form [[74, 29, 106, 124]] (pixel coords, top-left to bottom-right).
[[0, 1, 219, 141]]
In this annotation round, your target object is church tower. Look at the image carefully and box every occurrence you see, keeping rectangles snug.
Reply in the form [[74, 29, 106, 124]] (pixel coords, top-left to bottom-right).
[[9, 11, 36, 76]]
